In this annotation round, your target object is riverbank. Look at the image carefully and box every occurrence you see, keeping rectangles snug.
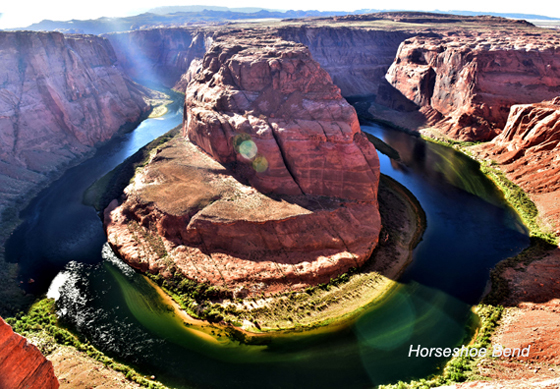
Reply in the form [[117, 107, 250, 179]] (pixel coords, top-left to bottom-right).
[[145, 172, 425, 335], [0, 85, 179, 317], [0, 109, 155, 318], [0, 86, 182, 388], [94, 126, 425, 334], [4, 298, 172, 389], [361, 101, 560, 389]]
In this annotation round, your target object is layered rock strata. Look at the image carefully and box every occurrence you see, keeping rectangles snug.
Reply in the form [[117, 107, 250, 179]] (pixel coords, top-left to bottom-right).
[[0, 31, 149, 219], [276, 27, 415, 98], [0, 316, 59, 389], [105, 35, 382, 294], [387, 33, 560, 141], [474, 98, 560, 234], [104, 28, 212, 90]]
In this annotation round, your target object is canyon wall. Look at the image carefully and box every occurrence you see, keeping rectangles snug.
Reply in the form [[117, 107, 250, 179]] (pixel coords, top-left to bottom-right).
[[475, 97, 560, 234], [0, 316, 59, 389], [0, 31, 149, 219], [104, 26, 416, 103], [387, 33, 560, 141], [105, 34, 382, 295], [104, 28, 212, 90], [276, 26, 414, 98]]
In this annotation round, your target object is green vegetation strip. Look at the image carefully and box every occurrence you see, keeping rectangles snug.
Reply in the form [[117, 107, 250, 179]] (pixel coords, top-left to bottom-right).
[[379, 305, 504, 389], [389, 131, 559, 388], [421, 134, 557, 246], [6, 298, 172, 389]]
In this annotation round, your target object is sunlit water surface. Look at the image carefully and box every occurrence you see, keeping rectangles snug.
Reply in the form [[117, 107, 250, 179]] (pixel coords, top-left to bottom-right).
[[7, 107, 530, 388]]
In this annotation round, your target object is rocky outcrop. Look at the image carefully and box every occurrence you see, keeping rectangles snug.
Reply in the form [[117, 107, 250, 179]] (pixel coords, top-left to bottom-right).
[[0, 31, 149, 219], [387, 33, 560, 141], [104, 28, 212, 90], [184, 34, 380, 200], [0, 316, 59, 389], [105, 34, 381, 295], [474, 97, 560, 234]]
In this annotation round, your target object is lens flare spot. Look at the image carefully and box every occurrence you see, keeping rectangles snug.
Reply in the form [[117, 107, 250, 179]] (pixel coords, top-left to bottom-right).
[[252, 155, 269, 172], [239, 140, 258, 160]]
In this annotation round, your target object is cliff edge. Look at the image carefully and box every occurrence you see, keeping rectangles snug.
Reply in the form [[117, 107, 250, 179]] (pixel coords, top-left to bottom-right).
[[0, 31, 150, 220], [105, 34, 382, 295], [387, 32, 560, 141], [474, 97, 560, 235], [0, 316, 59, 389]]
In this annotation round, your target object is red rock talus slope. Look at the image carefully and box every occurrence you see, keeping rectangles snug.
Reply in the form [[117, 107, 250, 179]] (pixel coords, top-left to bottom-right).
[[473, 98, 560, 234], [387, 33, 560, 141], [0, 31, 149, 219], [104, 28, 211, 90], [0, 316, 59, 389], [105, 35, 381, 295]]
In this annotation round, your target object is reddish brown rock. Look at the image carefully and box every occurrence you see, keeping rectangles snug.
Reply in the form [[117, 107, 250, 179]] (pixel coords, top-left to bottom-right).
[[474, 97, 560, 235], [0, 316, 59, 389], [0, 31, 149, 219], [184, 34, 380, 201], [387, 33, 560, 141], [105, 35, 381, 295], [104, 28, 211, 90], [105, 137, 380, 295]]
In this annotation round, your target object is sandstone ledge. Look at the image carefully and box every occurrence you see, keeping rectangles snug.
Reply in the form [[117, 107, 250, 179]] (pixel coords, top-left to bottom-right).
[[105, 135, 381, 296], [473, 98, 560, 236], [387, 32, 560, 142], [130, 172, 424, 333]]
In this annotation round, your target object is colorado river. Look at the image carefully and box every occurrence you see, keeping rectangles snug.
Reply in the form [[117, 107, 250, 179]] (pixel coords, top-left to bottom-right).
[[5, 94, 530, 388]]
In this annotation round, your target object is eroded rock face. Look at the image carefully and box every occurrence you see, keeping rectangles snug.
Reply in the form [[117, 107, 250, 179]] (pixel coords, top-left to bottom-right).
[[104, 28, 212, 90], [387, 33, 560, 141], [0, 31, 149, 219], [0, 316, 59, 389], [184, 34, 380, 201], [277, 27, 415, 99], [106, 35, 381, 295], [474, 97, 560, 234]]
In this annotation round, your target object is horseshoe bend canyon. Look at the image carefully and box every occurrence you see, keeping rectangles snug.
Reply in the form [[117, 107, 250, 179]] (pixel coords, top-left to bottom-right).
[[1, 8, 560, 389]]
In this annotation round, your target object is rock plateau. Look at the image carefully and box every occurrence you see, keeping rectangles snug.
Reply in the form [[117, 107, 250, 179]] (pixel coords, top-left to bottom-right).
[[105, 34, 382, 295], [387, 33, 560, 141], [0, 316, 59, 389]]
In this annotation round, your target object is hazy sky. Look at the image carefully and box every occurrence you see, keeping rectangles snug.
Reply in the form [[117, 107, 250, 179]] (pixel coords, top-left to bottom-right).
[[1, 0, 560, 29]]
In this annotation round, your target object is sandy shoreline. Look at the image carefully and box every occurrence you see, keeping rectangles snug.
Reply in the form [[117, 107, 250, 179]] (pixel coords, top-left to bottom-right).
[[143, 173, 426, 336]]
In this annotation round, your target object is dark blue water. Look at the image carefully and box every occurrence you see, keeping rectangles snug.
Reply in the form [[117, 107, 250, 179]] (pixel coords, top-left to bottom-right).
[[5, 94, 183, 293], [361, 124, 528, 305], [5, 113, 530, 388]]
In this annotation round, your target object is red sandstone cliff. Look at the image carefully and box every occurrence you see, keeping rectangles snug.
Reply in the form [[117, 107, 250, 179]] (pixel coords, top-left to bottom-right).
[[105, 34, 381, 295], [276, 26, 415, 99], [386, 33, 560, 141], [0, 316, 59, 389], [184, 34, 380, 200], [104, 28, 211, 90], [0, 31, 149, 219], [474, 97, 560, 234]]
